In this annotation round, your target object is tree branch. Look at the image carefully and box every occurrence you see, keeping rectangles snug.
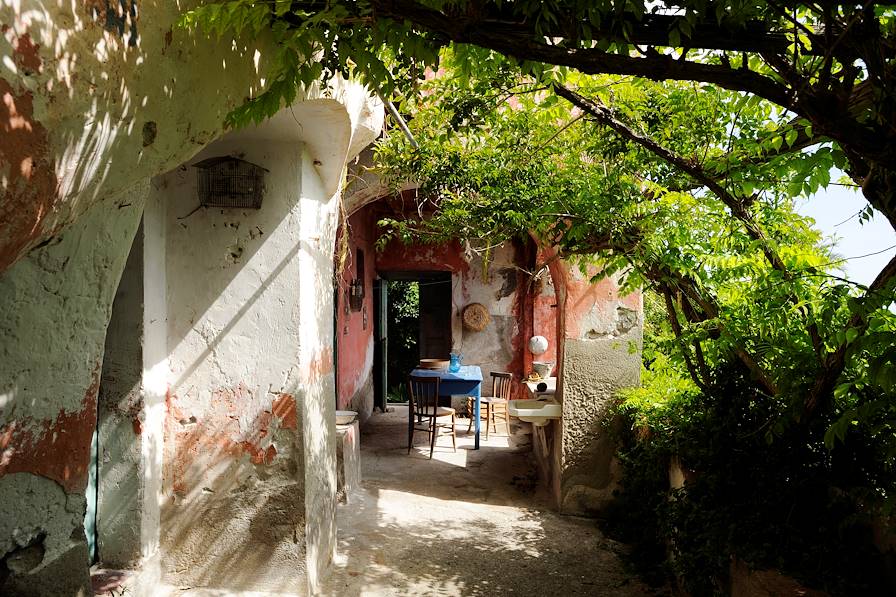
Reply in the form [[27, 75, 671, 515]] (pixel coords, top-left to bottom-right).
[[363, 0, 797, 108], [805, 251, 896, 415], [661, 285, 711, 392], [554, 83, 794, 273]]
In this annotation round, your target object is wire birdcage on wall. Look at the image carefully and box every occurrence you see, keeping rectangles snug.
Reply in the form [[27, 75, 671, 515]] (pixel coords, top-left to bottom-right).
[[194, 156, 268, 209]]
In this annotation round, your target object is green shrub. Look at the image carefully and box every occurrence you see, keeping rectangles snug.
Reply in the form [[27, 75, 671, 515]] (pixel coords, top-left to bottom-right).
[[612, 361, 894, 596]]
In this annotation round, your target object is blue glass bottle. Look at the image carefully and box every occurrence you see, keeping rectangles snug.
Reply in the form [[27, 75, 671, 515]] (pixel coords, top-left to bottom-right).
[[448, 352, 462, 373]]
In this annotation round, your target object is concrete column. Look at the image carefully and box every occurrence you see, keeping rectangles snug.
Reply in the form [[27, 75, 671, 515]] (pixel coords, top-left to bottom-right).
[[0, 183, 148, 595]]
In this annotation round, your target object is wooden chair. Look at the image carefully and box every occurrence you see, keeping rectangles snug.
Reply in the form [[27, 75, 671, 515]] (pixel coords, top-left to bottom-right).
[[467, 371, 512, 439], [408, 375, 457, 458]]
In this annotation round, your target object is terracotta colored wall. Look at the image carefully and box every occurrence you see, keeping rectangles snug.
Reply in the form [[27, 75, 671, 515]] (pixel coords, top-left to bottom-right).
[[375, 236, 471, 275], [375, 225, 543, 398], [335, 206, 377, 415]]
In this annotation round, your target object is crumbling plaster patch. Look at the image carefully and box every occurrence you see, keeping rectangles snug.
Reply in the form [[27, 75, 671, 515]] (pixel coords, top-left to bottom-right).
[[454, 243, 532, 390], [346, 373, 375, 425], [0, 473, 92, 595], [0, 181, 147, 593]]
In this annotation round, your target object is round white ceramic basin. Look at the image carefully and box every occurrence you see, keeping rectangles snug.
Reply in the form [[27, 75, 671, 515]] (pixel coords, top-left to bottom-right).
[[508, 399, 561, 427]]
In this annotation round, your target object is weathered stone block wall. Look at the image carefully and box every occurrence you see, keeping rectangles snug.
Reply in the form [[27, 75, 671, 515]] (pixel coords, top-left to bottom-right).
[[0, 183, 147, 595]]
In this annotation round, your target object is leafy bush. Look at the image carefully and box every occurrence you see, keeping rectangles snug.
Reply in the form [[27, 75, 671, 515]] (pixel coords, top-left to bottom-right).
[[387, 383, 409, 404], [613, 358, 895, 596]]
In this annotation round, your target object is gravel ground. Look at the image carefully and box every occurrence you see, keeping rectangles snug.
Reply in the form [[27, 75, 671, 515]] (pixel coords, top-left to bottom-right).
[[320, 405, 667, 596]]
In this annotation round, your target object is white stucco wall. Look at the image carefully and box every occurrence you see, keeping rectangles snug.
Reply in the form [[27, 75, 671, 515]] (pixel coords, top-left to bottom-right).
[[157, 134, 308, 593], [152, 86, 378, 592], [1, 3, 382, 582]]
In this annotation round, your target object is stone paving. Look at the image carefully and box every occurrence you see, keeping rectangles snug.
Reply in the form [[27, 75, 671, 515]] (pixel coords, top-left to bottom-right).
[[320, 405, 665, 596]]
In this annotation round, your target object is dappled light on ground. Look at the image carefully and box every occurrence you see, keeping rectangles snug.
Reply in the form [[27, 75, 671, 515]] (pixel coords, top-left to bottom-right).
[[322, 406, 667, 596]]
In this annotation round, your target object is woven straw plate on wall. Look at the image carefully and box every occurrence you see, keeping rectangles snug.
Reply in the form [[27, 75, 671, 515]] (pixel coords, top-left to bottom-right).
[[462, 303, 490, 331]]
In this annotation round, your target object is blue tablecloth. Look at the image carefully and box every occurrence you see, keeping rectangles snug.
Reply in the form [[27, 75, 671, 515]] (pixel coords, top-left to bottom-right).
[[410, 365, 484, 449]]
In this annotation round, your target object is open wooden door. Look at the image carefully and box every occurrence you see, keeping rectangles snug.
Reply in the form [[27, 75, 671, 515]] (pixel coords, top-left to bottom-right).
[[418, 273, 452, 359], [373, 278, 388, 411]]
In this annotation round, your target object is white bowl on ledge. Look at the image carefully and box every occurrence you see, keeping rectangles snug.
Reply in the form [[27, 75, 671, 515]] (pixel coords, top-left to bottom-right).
[[335, 410, 358, 425]]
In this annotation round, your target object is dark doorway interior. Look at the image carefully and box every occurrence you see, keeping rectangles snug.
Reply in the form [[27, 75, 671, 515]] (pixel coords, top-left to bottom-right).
[[418, 274, 452, 360], [374, 271, 452, 409]]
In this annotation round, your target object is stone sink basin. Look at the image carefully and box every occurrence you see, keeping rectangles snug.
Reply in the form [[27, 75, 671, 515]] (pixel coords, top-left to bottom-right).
[[508, 399, 562, 427]]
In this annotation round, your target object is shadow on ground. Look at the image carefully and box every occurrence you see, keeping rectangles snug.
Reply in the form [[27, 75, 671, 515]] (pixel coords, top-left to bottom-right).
[[321, 406, 669, 596]]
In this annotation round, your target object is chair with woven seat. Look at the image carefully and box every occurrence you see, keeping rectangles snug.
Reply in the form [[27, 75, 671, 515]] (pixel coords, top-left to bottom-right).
[[408, 375, 457, 458], [467, 371, 512, 439]]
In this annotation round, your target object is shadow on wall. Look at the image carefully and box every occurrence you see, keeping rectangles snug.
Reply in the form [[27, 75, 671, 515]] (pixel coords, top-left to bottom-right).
[[157, 143, 341, 592], [0, 184, 147, 595], [156, 139, 305, 366], [0, 1, 268, 273], [158, 241, 308, 592], [167, 240, 301, 393]]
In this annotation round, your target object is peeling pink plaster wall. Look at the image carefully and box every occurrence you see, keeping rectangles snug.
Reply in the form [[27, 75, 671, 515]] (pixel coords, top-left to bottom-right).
[[335, 207, 377, 415]]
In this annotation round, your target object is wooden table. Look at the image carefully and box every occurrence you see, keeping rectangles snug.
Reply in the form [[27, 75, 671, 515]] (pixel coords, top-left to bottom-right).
[[410, 365, 484, 449]]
